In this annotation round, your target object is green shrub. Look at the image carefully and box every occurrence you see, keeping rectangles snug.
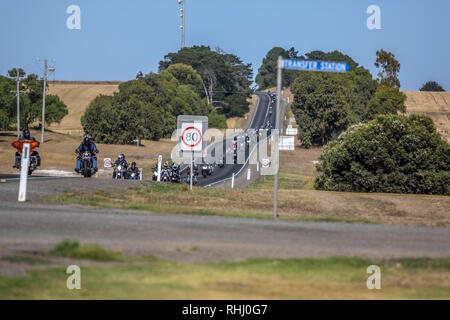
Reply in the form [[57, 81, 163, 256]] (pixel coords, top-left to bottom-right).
[[315, 114, 450, 195], [49, 240, 125, 261]]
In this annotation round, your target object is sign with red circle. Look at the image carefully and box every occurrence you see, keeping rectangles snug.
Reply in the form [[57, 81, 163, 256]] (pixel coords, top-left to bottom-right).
[[181, 123, 203, 151]]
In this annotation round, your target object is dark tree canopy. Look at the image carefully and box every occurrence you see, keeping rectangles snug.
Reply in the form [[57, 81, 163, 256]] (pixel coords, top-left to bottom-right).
[[289, 50, 378, 147], [255, 47, 301, 89], [315, 114, 450, 195], [420, 81, 445, 92], [291, 72, 352, 147], [159, 46, 253, 118]]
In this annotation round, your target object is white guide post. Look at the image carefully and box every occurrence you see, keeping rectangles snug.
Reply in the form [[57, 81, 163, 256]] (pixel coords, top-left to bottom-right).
[[157, 155, 162, 182], [18, 143, 30, 202]]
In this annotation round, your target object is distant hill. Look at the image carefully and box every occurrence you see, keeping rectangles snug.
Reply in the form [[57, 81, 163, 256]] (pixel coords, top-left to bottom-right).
[[403, 91, 450, 142], [47, 81, 120, 136]]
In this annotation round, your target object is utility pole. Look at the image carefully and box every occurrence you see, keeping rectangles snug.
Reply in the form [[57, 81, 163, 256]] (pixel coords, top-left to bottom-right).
[[41, 58, 47, 143], [179, 0, 185, 48], [273, 56, 283, 219], [38, 59, 55, 143], [8, 72, 25, 138]]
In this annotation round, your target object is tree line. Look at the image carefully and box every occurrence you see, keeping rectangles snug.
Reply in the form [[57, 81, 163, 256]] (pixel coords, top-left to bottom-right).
[[83, 46, 254, 144]]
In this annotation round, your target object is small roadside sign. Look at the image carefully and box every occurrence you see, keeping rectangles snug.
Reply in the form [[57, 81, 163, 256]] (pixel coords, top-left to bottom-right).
[[181, 122, 203, 151], [261, 158, 270, 168], [286, 125, 298, 136], [103, 158, 112, 168], [279, 136, 295, 151]]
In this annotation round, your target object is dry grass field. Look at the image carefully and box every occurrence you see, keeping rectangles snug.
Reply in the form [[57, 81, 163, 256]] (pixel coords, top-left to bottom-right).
[[403, 91, 450, 142], [47, 81, 120, 136]]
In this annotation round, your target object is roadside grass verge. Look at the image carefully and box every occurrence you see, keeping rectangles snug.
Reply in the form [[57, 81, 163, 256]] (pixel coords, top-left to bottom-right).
[[43, 178, 450, 227], [43, 185, 373, 225], [1, 249, 449, 299]]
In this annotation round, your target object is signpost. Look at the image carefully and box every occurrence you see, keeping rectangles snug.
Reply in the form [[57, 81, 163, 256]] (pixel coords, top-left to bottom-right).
[[272, 57, 349, 218], [177, 115, 208, 190]]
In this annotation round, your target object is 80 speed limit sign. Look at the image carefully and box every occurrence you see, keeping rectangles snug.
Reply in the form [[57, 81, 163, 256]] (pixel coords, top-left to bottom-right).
[[181, 123, 203, 151]]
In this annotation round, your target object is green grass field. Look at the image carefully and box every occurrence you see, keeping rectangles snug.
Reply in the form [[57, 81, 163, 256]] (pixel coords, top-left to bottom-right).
[[1, 241, 449, 299]]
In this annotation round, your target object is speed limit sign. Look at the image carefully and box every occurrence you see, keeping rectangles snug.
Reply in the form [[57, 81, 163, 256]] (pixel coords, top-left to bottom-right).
[[181, 122, 203, 151]]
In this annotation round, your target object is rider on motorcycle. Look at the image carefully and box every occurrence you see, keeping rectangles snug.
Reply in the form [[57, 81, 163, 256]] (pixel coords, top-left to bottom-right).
[[13, 128, 41, 168], [127, 161, 140, 179], [75, 134, 99, 173], [113, 154, 128, 168], [112, 154, 128, 179]]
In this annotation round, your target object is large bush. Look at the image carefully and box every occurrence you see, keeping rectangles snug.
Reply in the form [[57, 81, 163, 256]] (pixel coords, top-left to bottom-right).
[[315, 114, 450, 195]]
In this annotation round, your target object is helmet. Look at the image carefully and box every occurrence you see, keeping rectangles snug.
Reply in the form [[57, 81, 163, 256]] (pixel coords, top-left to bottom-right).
[[83, 134, 92, 145], [118, 154, 124, 161], [234, 136, 238, 141], [22, 128, 31, 140], [131, 162, 136, 169]]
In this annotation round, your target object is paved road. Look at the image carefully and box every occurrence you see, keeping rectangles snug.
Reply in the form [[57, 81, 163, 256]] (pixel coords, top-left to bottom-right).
[[1, 200, 449, 261], [182, 92, 275, 187]]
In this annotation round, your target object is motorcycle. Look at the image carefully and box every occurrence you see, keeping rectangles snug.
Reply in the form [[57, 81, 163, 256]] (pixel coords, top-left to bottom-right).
[[186, 166, 199, 185], [171, 165, 180, 183], [12, 139, 41, 175], [201, 163, 209, 178], [128, 170, 140, 180], [113, 163, 127, 179], [80, 151, 94, 178], [161, 168, 171, 182], [171, 170, 180, 183], [218, 157, 224, 168]]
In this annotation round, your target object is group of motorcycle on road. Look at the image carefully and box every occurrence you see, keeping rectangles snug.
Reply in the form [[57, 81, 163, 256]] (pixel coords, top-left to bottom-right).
[[11, 130, 140, 180], [152, 160, 217, 185], [73, 134, 140, 180], [12, 115, 272, 181]]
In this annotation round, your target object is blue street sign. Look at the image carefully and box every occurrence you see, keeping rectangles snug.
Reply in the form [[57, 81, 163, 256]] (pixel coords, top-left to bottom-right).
[[283, 59, 350, 73]]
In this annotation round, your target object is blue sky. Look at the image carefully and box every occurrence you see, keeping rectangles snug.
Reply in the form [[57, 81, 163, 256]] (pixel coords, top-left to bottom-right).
[[0, 0, 449, 90]]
